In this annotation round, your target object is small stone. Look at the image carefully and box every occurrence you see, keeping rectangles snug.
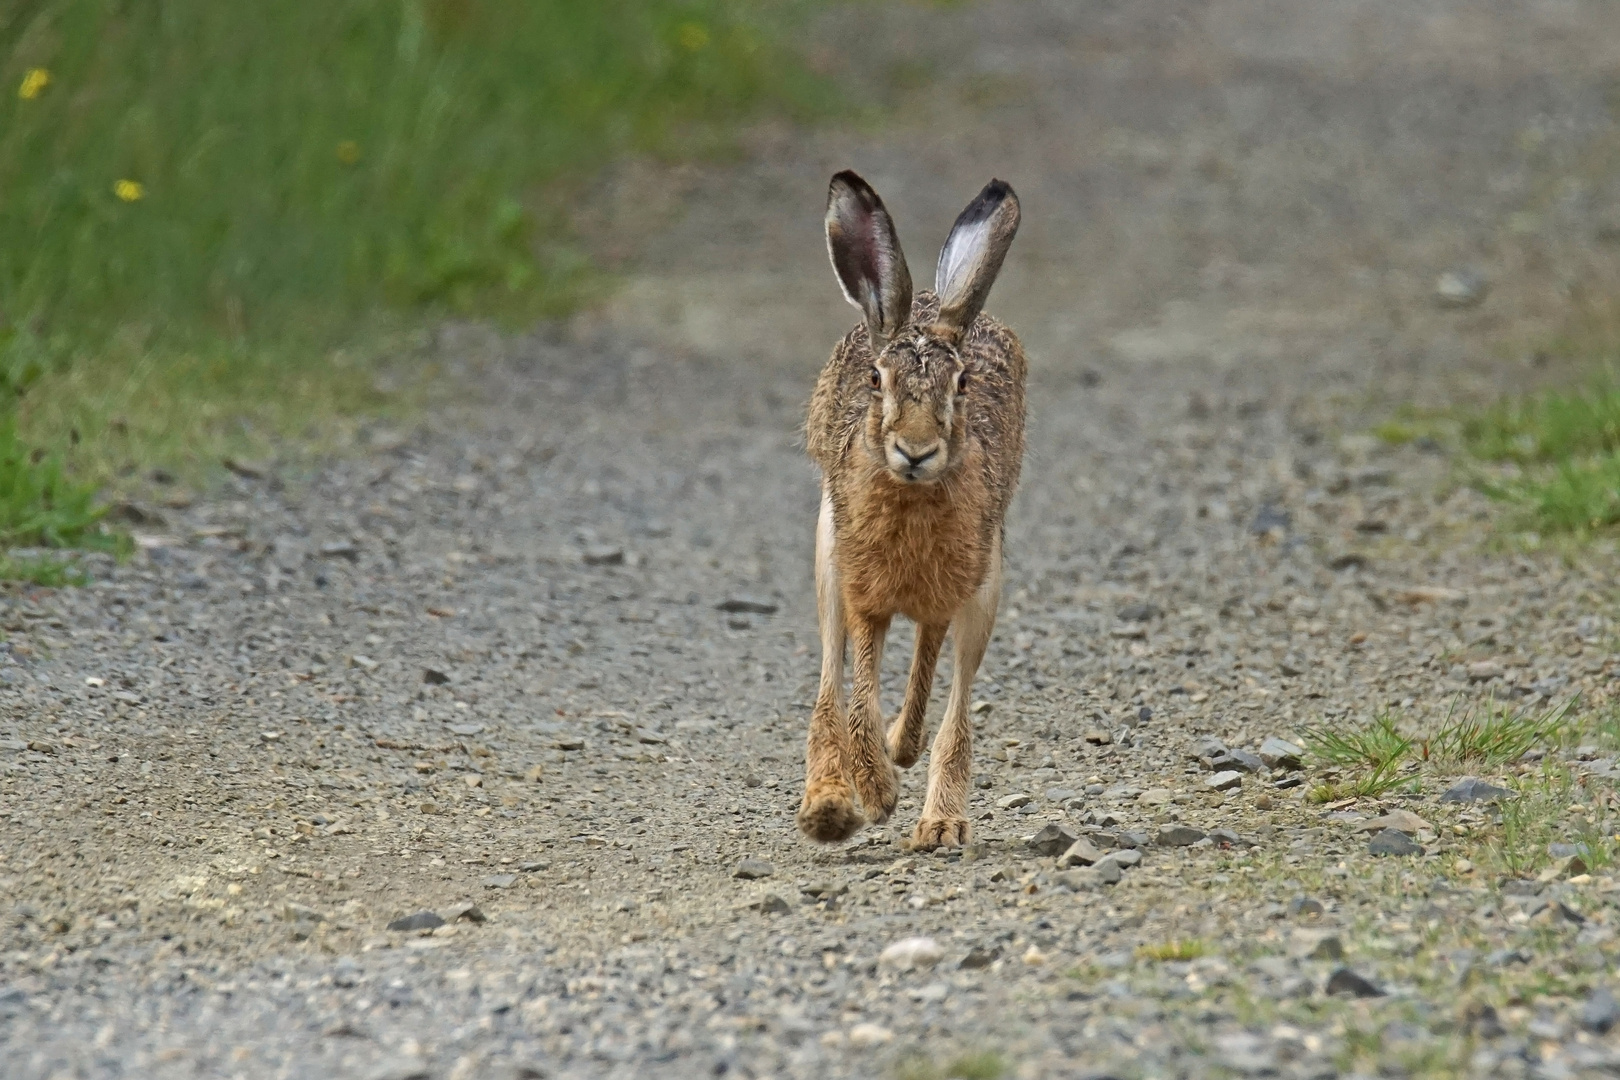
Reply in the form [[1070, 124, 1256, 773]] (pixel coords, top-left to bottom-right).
[[1467, 660, 1504, 682], [1253, 794, 1273, 810], [350, 655, 380, 672], [387, 911, 444, 932], [847, 1023, 894, 1048], [319, 540, 359, 560], [282, 902, 327, 924], [1028, 823, 1080, 857], [1531, 900, 1586, 926], [1116, 829, 1151, 849], [1435, 268, 1487, 308], [971, 700, 993, 714], [748, 894, 790, 914], [581, 545, 624, 566], [1289, 897, 1325, 918], [1539, 854, 1590, 882], [1138, 788, 1173, 806], [1157, 825, 1207, 847], [1118, 602, 1162, 622], [1206, 771, 1243, 791], [1465, 1003, 1506, 1038], [715, 596, 778, 614], [1057, 863, 1120, 890], [800, 881, 848, 899], [1581, 988, 1620, 1034], [1360, 810, 1432, 835], [879, 936, 944, 970], [259, 731, 283, 743], [1102, 848, 1142, 869], [995, 793, 1032, 810], [422, 668, 451, 685], [1278, 655, 1308, 677], [1325, 967, 1384, 997], [418, 802, 440, 815], [959, 945, 1001, 969], [516, 860, 549, 872], [1058, 838, 1104, 867], [523, 764, 544, 783], [481, 874, 518, 889], [448, 723, 483, 737], [1208, 749, 1265, 773], [1208, 827, 1251, 847], [733, 858, 775, 880], [1045, 787, 1078, 803], [445, 903, 487, 924], [1084, 729, 1112, 745], [1440, 777, 1511, 803], [1022, 945, 1048, 965], [553, 737, 585, 751], [743, 774, 762, 788], [1367, 829, 1423, 856], [1258, 738, 1304, 771]]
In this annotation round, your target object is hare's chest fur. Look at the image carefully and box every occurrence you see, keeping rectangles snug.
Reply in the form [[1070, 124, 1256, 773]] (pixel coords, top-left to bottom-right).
[[833, 465, 993, 626]]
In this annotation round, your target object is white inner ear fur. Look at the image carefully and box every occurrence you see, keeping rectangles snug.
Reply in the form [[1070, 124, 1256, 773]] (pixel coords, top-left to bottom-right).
[[935, 216, 994, 308]]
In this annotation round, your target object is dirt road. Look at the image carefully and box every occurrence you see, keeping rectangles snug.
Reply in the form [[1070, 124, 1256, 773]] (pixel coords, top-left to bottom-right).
[[6, 2, 1620, 1077]]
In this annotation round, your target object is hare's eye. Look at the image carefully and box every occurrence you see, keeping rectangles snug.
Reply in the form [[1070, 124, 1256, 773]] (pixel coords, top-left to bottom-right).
[[956, 370, 969, 393], [869, 368, 881, 390]]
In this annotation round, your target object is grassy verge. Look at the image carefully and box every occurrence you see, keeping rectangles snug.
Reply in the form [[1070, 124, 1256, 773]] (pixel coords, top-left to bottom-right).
[[1376, 368, 1620, 537], [0, 1, 840, 567]]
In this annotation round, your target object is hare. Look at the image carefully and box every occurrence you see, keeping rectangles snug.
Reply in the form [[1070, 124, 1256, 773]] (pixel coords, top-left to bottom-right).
[[798, 171, 1025, 850]]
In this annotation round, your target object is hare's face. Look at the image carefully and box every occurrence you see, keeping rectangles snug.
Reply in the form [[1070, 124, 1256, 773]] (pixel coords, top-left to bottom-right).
[[865, 330, 967, 484]]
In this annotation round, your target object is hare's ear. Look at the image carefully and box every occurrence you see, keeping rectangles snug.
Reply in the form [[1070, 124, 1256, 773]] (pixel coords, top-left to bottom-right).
[[933, 179, 1020, 342], [826, 171, 914, 348]]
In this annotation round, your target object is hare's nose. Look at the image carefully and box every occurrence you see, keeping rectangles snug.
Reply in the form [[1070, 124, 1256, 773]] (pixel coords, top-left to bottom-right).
[[895, 439, 939, 467]]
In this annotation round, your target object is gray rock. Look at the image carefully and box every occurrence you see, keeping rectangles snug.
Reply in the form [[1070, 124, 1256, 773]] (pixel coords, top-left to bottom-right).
[[748, 894, 790, 914], [1116, 829, 1151, 849], [1289, 897, 1325, 918], [733, 858, 775, 880], [1057, 862, 1121, 890], [1206, 770, 1243, 791], [446, 902, 488, 923], [1277, 655, 1308, 677], [1105, 847, 1142, 868], [1028, 822, 1080, 856], [581, 545, 624, 566], [1440, 777, 1511, 803], [715, 596, 778, 614], [1157, 825, 1207, 847], [996, 793, 1032, 810], [1309, 935, 1345, 960], [1367, 828, 1423, 856], [1435, 268, 1487, 308], [1258, 737, 1304, 771], [960, 945, 1001, 969], [386, 911, 444, 932], [1045, 787, 1078, 803], [1118, 602, 1162, 622], [1211, 748, 1265, 773], [482, 874, 518, 889], [1058, 838, 1103, 867], [1208, 827, 1251, 847], [1581, 988, 1619, 1034], [1191, 736, 1229, 760], [422, 668, 451, 685], [1325, 967, 1384, 997]]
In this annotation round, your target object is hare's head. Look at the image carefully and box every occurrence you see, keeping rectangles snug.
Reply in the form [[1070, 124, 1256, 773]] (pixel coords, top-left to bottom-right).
[[825, 171, 1019, 485]]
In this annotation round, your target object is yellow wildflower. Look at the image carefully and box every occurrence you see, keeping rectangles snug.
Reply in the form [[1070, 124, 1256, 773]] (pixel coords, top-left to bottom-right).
[[336, 140, 361, 165], [113, 180, 145, 202], [18, 68, 50, 100], [676, 22, 710, 51]]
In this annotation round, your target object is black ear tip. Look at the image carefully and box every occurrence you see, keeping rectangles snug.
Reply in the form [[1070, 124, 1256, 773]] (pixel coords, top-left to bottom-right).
[[829, 170, 885, 212]]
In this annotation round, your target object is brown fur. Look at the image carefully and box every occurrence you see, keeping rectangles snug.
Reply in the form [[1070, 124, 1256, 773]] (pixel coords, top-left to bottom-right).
[[798, 292, 1026, 848]]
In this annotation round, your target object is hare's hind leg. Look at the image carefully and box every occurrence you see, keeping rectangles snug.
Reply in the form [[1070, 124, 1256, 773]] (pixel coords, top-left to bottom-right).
[[911, 542, 1002, 850], [798, 489, 863, 844], [886, 622, 947, 769]]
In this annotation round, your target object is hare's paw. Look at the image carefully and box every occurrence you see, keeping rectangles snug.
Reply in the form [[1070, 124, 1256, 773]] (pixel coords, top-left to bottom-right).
[[884, 716, 923, 770], [851, 759, 899, 825], [908, 816, 971, 851], [797, 778, 864, 844]]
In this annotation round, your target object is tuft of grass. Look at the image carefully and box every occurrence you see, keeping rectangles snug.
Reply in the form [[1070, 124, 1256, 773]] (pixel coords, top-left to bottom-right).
[[1422, 697, 1573, 766], [1136, 939, 1211, 962], [0, 552, 88, 587], [895, 1051, 1009, 1080], [1455, 371, 1620, 534], [1306, 757, 1412, 804], [0, 421, 119, 553], [1303, 712, 1412, 770]]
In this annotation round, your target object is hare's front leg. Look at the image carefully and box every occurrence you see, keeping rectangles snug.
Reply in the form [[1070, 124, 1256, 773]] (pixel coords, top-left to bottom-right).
[[886, 622, 947, 769], [798, 490, 863, 843], [911, 550, 1001, 850], [847, 612, 899, 825]]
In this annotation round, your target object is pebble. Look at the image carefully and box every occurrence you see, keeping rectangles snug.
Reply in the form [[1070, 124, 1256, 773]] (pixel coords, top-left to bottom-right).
[[1360, 810, 1432, 835], [1539, 855, 1589, 882], [879, 936, 944, 970], [1289, 897, 1325, 918], [733, 858, 775, 880], [1083, 729, 1112, 745], [1060, 861, 1122, 888], [1467, 659, 1504, 682], [1581, 988, 1620, 1034], [1045, 786, 1078, 802], [1118, 602, 1161, 622], [1157, 825, 1207, 847], [1116, 829, 1151, 849], [1206, 770, 1243, 791], [1207, 827, 1250, 847], [1058, 838, 1103, 867], [1095, 850, 1139, 874], [959, 945, 1000, 969], [1440, 777, 1511, 803], [386, 911, 445, 932], [1367, 829, 1423, 856], [1258, 737, 1304, 770], [1137, 788, 1173, 806], [1208, 748, 1264, 773], [1028, 822, 1080, 856], [481, 874, 518, 889], [1308, 935, 1345, 961], [581, 545, 624, 566], [1325, 967, 1384, 997], [748, 894, 790, 914], [847, 1023, 894, 1048], [422, 668, 451, 685], [995, 793, 1032, 810], [1435, 268, 1487, 307], [714, 595, 778, 614]]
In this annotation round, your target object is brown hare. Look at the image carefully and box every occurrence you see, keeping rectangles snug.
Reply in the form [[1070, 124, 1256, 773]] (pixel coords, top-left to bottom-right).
[[798, 171, 1025, 850]]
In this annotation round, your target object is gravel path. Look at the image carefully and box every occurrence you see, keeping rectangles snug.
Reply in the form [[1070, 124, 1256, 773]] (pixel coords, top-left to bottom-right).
[[7, 3, 1620, 1078]]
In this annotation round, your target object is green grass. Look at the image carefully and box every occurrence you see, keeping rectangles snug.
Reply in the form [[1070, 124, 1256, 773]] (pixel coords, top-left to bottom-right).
[[1303, 712, 1412, 770], [1135, 939, 1211, 962], [0, 1, 841, 568], [0, 552, 89, 587], [1422, 697, 1573, 766], [896, 1051, 1009, 1080]]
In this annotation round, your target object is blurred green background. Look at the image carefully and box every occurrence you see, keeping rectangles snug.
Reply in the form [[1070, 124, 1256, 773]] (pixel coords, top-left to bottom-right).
[[0, 0, 836, 552]]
